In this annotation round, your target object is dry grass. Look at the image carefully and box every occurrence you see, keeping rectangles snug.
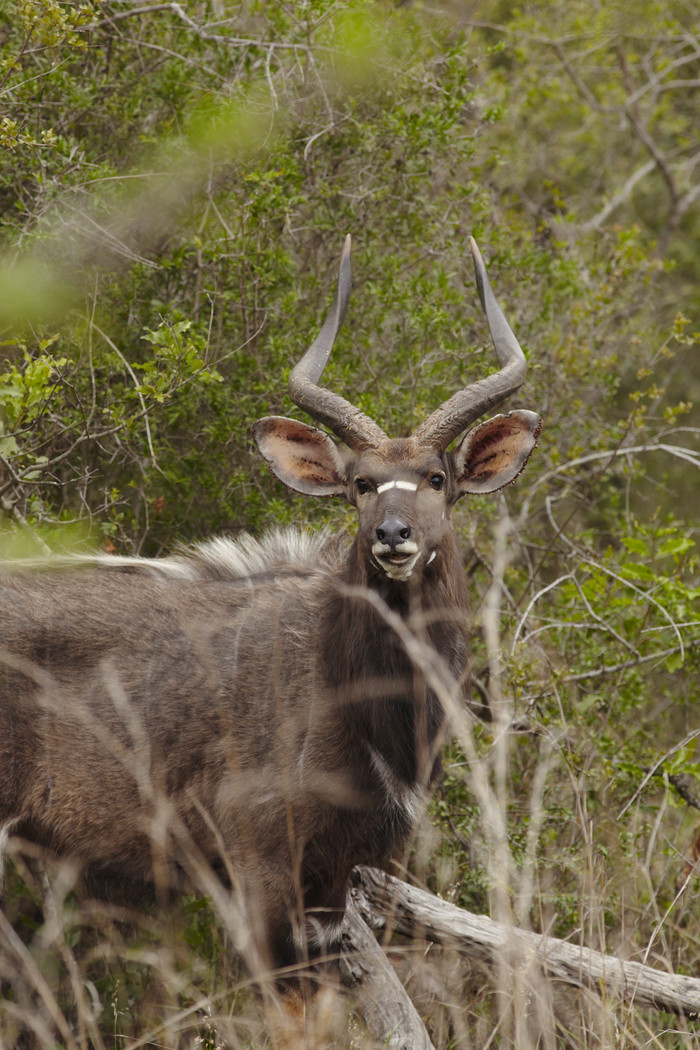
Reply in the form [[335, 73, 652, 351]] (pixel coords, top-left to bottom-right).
[[1, 513, 698, 1048], [2, 713, 698, 1050]]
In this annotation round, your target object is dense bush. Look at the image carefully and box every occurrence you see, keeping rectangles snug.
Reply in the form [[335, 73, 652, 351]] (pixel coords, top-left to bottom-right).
[[1, 2, 698, 1046]]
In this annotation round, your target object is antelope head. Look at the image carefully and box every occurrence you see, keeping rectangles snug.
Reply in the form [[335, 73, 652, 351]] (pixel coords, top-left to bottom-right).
[[253, 236, 541, 583]]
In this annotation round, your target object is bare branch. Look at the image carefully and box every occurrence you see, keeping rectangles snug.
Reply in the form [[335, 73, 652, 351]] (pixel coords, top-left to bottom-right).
[[352, 867, 700, 1018], [619, 730, 700, 819], [340, 898, 436, 1050], [580, 160, 656, 231]]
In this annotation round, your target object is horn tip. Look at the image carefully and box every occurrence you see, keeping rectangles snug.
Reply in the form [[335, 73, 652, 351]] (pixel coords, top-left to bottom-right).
[[469, 236, 487, 310]]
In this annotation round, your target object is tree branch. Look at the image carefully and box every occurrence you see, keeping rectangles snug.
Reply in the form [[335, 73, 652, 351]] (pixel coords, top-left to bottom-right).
[[351, 867, 700, 1019], [340, 897, 436, 1050]]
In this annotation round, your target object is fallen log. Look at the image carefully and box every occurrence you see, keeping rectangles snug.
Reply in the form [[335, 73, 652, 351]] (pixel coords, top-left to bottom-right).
[[350, 866, 700, 1019], [339, 897, 436, 1050]]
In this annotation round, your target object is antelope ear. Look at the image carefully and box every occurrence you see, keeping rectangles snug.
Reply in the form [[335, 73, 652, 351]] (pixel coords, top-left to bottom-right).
[[452, 410, 542, 495], [253, 416, 349, 496]]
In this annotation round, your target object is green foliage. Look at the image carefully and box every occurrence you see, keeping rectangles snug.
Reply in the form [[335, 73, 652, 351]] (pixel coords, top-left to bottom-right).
[[0, 342, 65, 453], [1, 0, 699, 1046]]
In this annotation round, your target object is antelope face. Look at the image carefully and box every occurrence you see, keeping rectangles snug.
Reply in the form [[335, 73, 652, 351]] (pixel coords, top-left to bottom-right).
[[253, 234, 542, 583], [350, 443, 449, 582], [254, 411, 541, 584]]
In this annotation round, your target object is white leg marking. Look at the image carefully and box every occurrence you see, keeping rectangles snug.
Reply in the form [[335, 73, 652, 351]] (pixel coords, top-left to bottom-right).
[[0, 818, 20, 884], [293, 914, 345, 954]]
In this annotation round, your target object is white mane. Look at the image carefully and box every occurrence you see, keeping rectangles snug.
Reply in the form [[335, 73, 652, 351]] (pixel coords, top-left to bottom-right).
[[0, 528, 343, 581]]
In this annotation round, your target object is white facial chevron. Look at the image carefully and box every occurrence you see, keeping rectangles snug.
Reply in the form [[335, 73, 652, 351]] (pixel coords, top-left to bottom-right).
[[376, 479, 418, 494]]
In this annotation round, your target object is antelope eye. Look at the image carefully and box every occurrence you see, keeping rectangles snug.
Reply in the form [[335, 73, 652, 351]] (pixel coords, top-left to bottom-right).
[[355, 478, 371, 495], [429, 474, 445, 491]]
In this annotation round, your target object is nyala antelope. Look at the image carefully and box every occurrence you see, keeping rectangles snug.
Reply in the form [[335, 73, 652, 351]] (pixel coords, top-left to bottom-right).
[[0, 237, 541, 1041]]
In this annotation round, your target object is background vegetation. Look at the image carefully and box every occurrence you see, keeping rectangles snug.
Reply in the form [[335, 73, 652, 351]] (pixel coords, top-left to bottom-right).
[[0, 1, 698, 1047]]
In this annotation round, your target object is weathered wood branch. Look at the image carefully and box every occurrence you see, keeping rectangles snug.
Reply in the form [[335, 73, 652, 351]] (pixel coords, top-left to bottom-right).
[[339, 897, 436, 1050], [350, 866, 700, 1019]]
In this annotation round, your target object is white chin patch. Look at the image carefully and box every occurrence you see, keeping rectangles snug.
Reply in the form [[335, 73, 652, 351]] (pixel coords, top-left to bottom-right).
[[371, 541, 420, 581]]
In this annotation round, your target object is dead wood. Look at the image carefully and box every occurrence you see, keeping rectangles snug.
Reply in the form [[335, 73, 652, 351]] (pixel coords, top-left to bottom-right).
[[350, 866, 700, 1019], [339, 896, 436, 1049]]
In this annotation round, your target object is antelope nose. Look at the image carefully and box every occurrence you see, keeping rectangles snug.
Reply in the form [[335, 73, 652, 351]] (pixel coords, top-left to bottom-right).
[[376, 518, 411, 549]]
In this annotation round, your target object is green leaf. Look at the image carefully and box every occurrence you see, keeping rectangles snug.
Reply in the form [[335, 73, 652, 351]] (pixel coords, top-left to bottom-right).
[[665, 650, 684, 672], [621, 536, 647, 555], [658, 536, 694, 558]]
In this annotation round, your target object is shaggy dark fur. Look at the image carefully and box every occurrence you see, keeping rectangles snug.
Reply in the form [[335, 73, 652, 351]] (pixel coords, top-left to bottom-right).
[[0, 527, 469, 974]]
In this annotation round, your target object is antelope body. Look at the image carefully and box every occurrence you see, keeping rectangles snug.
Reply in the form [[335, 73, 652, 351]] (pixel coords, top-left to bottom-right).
[[0, 237, 540, 1023]]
